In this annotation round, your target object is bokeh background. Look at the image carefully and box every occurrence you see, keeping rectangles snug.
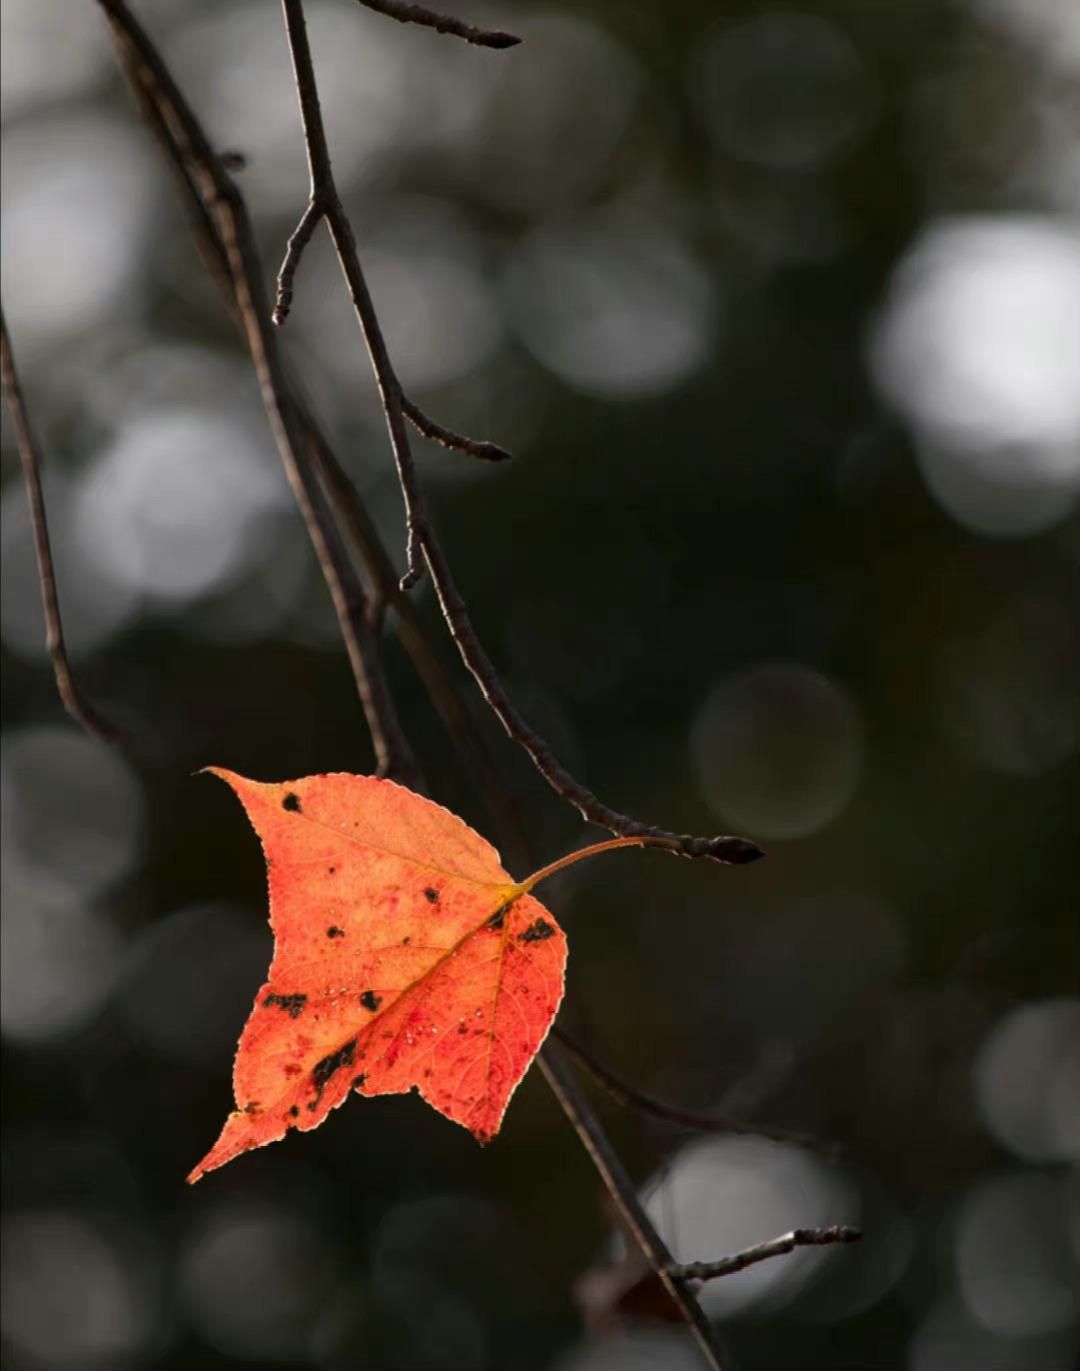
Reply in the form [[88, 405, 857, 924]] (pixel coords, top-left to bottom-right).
[[2, 1, 1079, 1368]]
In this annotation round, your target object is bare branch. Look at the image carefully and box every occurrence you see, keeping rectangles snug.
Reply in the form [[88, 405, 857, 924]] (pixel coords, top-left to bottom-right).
[[540, 1045, 728, 1370], [670, 1226, 862, 1284], [0, 305, 122, 746], [97, 0, 418, 788], [91, 9, 812, 1366], [276, 0, 763, 866], [552, 1027, 832, 1154], [356, 0, 520, 49]]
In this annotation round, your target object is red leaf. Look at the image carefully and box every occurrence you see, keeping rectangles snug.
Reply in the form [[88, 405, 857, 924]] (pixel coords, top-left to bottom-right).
[[188, 770, 568, 1182]]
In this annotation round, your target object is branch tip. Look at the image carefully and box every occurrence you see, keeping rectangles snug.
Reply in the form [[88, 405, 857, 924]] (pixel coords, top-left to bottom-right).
[[402, 396, 512, 462], [356, 0, 521, 50], [670, 1225, 863, 1284]]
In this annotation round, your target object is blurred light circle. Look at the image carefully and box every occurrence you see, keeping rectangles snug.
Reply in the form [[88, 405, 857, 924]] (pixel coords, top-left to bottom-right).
[[911, 1294, 1079, 1371], [870, 216, 1080, 537], [915, 436, 1079, 538], [691, 11, 873, 171], [363, 205, 503, 393], [452, 10, 648, 215], [690, 663, 862, 840], [289, 202, 501, 399], [1, 475, 140, 661], [2, 726, 143, 896], [641, 1137, 857, 1318], [710, 170, 847, 266], [172, 2, 403, 211], [935, 600, 1080, 776], [179, 1202, 338, 1361], [794, 1177, 913, 1322], [367, 248, 500, 392], [506, 221, 717, 399], [187, 513, 310, 646], [1, 112, 155, 350], [955, 1173, 1080, 1336], [76, 408, 288, 604], [0, 1210, 159, 1370], [975, 0, 1080, 75], [0, 869, 122, 1044], [973, 999, 1080, 1163], [114, 904, 270, 1067], [82, 341, 263, 434], [0, 0, 110, 118]]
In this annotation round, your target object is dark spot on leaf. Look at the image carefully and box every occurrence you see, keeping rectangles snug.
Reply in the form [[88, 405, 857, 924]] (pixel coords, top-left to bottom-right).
[[424, 886, 439, 903], [282, 792, 301, 812], [352, 1073, 367, 1088], [518, 917, 556, 943], [283, 1063, 302, 1077], [243, 1101, 260, 1114], [328, 865, 337, 875], [359, 990, 382, 1012], [326, 926, 345, 939], [486, 902, 510, 931], [402, 936, 411, 945], [309, 1039, 356, 1110], [458, 1023, 468, 1034], [264, 992, 307, 1018], [289, 1105, 299, 1118]]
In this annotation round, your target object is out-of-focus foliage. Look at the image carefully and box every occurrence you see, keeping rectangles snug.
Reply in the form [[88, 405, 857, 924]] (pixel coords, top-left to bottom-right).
[[2, 1, 1078, 1368]]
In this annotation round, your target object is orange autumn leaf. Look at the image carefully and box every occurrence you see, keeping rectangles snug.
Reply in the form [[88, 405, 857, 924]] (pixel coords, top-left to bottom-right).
[[188, 769, 573, 1183]]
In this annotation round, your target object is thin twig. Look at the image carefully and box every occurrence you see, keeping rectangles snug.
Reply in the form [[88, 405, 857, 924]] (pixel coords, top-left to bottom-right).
[[551, 1027, 832, 1154], [276, 0, 763, 867], [540, 1046, 728, 1370], [356, 0, 520, 49], [272, 198, 320, 325], [278, 0, 427, 589], [401, 395, 512, 462], [0, 305, 122, 745], [424, 533, 763, 863], [670, 1226, 861, 1283], [98, 0, 418, 789]]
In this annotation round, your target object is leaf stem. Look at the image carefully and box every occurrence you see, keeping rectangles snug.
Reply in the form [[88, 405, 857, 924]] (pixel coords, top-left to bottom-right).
[[520, 835, 655, 892]]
